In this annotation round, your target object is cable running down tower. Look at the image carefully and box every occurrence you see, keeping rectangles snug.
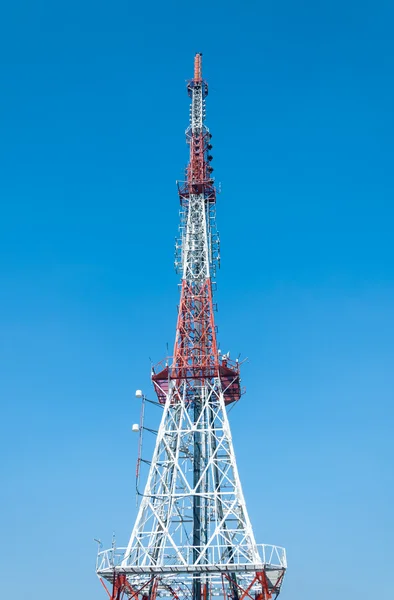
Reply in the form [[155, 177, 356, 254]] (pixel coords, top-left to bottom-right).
[[96, 53, 287, 600]]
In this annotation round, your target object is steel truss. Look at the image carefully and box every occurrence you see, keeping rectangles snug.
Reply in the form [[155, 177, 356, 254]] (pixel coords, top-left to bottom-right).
[[96, 53, 286, 600], [97, 376, 286, 599]]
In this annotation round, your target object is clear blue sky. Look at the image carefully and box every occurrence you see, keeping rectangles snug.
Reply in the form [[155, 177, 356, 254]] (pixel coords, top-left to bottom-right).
[[0, 1, 393, 598]]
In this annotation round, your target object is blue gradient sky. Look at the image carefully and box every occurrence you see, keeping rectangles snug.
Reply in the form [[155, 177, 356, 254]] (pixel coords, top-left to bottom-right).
[[0, 1, 393, 598]]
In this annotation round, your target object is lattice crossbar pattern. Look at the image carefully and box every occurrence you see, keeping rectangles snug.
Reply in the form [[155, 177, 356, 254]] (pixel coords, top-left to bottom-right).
[[122, 380, 259, 571]]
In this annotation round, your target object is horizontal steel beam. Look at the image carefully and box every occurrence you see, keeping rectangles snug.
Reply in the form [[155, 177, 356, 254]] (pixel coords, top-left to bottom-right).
[[98, 565, 285, 575]]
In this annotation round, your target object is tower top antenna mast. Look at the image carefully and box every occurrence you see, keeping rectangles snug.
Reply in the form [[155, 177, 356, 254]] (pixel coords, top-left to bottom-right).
[[194, 52, 202, 80]]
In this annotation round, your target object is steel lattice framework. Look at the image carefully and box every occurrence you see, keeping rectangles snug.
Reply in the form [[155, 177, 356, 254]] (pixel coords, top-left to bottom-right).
[[96, 54, 287, 600]]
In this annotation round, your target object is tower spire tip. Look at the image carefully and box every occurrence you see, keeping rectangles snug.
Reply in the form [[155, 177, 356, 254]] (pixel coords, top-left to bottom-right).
[[194, 52, 202, 81]]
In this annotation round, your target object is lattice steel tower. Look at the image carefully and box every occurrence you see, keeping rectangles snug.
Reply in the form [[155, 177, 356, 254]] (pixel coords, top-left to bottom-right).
[[96, 54, 287, 600]]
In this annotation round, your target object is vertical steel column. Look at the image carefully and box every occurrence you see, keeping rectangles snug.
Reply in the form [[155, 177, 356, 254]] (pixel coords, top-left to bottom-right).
[[193, 393, 202, 600]]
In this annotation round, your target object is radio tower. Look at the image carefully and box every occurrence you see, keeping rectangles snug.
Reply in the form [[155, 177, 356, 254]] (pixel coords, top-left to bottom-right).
[[96, 53, 287, 600]]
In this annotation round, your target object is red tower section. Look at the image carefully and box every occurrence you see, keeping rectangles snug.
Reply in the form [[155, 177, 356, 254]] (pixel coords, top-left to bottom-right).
[[152, 53, 241, 405]]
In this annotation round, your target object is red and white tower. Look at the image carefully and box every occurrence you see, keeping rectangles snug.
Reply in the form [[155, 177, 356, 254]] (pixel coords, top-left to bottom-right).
[[96, 53, 286, 600]]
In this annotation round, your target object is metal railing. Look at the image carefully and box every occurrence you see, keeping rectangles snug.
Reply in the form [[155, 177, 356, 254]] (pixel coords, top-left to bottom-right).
[[97, 543, 287, 574]]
